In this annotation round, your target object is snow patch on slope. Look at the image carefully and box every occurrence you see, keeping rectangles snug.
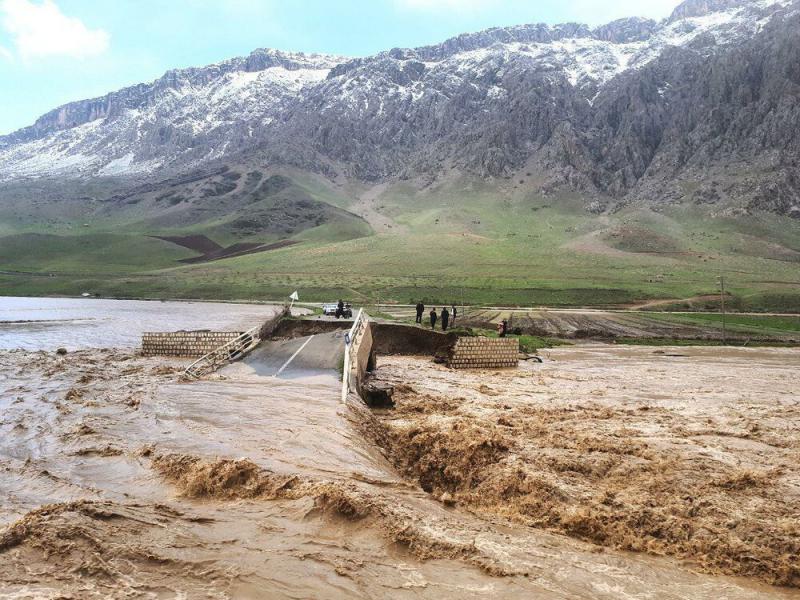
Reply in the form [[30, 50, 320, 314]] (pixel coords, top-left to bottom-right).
[[0, 55, 339, 181]]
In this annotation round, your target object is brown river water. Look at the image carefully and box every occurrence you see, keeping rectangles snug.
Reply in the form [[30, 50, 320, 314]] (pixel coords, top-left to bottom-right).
[[0, 296, 276, 350], [1, 300, 798, 598]]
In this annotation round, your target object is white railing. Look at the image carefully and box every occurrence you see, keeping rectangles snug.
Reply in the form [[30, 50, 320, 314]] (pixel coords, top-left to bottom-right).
[[341, 309, 369, 402], [184, 325, 261, 379]]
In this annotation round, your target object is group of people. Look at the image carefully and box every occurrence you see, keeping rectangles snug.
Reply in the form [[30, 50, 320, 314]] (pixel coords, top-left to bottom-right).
[[415, 302, 457, 331]]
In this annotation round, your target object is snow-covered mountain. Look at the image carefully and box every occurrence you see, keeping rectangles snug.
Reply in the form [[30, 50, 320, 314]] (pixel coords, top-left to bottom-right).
[[0, 50, 342, 179], [0, 0, 798, 214]]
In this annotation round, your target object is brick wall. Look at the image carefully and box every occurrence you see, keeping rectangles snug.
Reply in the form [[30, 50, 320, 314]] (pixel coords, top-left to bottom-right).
[[141, 331, 243, 357], [448, 337, 519, 369]]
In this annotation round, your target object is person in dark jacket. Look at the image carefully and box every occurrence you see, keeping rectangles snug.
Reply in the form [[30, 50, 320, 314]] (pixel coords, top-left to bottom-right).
[[415, 301, 424, 324], [451, 304, 457, 325], [336, 299, 345, 319], [441, 307, 450, 331], [499, 319, 509, 337], [430, 308, 438, 330]]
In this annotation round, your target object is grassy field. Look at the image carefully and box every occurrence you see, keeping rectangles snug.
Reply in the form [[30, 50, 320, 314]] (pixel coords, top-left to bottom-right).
[[643, 313, 800, 336], [614, 337, 799, 347], [452, 327, 569, 353], [1, 173, 798, 310]]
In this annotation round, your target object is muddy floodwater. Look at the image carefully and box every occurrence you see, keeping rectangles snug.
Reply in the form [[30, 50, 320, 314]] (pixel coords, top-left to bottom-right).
[[0, 296, 278, 350], [0, 312, 798, 597]]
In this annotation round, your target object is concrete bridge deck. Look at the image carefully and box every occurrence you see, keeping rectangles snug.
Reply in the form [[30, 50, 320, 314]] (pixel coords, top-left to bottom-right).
[[219, 330, 345, 384]]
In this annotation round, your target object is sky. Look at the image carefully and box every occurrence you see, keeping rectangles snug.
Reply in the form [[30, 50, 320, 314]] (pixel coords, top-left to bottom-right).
[[0, 0, 684, 135]]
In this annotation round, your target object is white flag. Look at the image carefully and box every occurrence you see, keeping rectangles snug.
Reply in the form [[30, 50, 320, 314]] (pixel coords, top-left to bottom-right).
[[289, 291, 299, 301]]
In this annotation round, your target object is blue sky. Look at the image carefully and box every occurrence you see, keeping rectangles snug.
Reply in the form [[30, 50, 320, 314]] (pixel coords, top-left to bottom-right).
[[0, 0, 683, 135]]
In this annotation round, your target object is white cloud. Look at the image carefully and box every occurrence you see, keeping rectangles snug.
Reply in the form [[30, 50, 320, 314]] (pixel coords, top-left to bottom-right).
[[0, 44, 11, 60], [0, 0, 109, 61]]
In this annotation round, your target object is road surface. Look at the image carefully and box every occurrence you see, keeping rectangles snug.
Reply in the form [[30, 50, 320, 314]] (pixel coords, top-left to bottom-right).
[[220, 330, 345, 384]]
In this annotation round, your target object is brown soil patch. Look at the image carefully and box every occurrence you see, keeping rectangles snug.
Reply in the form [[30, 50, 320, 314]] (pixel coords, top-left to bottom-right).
[[603, 225, 684, 254], [352, 183, 408, 234], [460, 308, 797, 342], [179, 239, 298, 264], [153, 234, 222, 253], [564, 230, 633, 258], [154, 234, 298, 264]]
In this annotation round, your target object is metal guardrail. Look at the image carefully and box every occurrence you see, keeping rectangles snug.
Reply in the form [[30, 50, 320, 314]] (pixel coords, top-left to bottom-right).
[[184, 325, 262, 379], [341, 309, 368, 402]]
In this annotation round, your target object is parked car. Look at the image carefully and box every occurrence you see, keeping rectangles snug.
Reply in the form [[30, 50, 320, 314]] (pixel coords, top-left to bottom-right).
[[322, 302, 353, 318]]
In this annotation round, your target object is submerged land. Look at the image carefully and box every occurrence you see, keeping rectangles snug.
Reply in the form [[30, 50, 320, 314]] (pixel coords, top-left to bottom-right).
[[1, 314, 798, 598]]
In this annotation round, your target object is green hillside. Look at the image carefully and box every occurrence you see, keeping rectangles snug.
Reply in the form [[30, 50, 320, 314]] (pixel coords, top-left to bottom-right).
[[1, 172, 798, 310]]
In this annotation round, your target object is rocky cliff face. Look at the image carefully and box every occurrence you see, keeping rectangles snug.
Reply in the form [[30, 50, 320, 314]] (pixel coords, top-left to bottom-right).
[[1, 0, 798, 216], [668, 0, 745, 21]]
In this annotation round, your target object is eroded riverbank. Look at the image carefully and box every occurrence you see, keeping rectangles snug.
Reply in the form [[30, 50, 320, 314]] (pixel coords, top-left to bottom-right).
[[367, 345, 800, 587]]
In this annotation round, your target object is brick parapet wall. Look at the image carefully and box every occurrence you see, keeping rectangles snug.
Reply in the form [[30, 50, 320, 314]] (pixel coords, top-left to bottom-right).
[[141, 331, 243, 357], [448, 337, 519, 369]]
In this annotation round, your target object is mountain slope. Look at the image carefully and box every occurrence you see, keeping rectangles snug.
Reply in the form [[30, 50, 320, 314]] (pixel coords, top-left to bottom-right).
[[0, 0, 798, 308], [1, 0, 797, 219], [0, 50, 342, 180]]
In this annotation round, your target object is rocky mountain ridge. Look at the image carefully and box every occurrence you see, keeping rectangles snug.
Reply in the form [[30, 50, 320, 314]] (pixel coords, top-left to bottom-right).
[[1, 0, 798, 217]]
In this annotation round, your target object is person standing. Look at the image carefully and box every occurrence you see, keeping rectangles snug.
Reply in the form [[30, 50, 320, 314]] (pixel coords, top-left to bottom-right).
[[430, 308, 438, 330], [336, 299, 345, 319], [441, 307, 450, 331], [415, 301, 424, 324], [451, 304, 457, 325]]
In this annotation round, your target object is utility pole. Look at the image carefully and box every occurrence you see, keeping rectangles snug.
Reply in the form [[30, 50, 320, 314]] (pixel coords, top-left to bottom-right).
[[718, 275, 726, 345]]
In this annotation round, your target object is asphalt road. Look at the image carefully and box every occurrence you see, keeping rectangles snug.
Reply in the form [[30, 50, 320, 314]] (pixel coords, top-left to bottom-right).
[[220, 330, 345, 383]]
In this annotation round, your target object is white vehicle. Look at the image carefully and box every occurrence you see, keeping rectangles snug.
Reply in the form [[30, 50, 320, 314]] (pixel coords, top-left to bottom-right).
[[322, 302, 353, 318]]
